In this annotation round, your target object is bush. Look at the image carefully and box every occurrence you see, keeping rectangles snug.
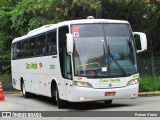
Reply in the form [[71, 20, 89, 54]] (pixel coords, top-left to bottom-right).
[[0, 74, 14, 91], [139, 75, 160, 92]]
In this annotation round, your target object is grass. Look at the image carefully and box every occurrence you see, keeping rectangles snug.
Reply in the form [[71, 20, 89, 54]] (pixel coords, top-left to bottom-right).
[[139, 75, 160, 92]]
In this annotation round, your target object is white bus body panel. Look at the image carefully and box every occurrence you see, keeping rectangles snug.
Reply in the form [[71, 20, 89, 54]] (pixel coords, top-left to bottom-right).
[[12, 55, 67, 99]]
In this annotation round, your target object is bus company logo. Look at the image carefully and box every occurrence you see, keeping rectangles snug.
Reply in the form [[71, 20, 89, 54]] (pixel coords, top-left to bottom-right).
[[26, 62, 43, 69], [99, 79, 109, 83], [99, 78, 120, 83]]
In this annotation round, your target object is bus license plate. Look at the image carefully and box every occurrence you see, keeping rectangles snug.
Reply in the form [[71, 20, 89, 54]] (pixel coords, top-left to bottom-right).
[[105, 92, 116, 96]]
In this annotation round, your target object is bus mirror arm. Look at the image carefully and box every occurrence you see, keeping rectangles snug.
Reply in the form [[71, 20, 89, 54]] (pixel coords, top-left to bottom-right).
[[133, 32, 147, 53], [66, 33, 73, 55]]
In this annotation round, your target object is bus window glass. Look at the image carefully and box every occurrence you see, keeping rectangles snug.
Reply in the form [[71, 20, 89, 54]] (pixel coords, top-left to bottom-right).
[[37, 34, 46, 55], [12, 43, 17, 60], [47, 30, 57, 54], [16, 42, 21, 59], [29, 37, 36, 57], [59, 26, 72, 79], [22, 40, 29, 58], [72, 24, 137, 77]]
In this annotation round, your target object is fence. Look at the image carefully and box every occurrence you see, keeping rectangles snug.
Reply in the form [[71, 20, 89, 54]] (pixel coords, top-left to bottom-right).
[[138, 57, 160, 78]]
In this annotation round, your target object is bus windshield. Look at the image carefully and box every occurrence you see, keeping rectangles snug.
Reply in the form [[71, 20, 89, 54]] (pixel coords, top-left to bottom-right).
[[72, 23, 137, 78]]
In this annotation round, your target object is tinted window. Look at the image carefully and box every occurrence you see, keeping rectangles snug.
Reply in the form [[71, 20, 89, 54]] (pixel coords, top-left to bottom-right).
[[46, 30, 57, 54], [72, 24, 103, 37], [16, 42, 21, 59], [21, 40, 29, 58], [37, 34, 46, 55], [12, 43, 17, 60], [105, 24, 131, 37], [59, 26, 72, 79], [29, 37, 37, 57]]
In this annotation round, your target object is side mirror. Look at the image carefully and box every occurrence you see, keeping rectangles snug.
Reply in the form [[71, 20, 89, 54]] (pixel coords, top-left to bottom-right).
[[66, 33, 73, 55], [133, 32, 147, 53]]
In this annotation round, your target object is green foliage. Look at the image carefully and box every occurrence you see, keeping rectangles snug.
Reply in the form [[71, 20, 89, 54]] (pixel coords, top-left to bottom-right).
[[11, 0, 103, 35], [0, 74, 14, 91], [0, 0, 18, 74], [0, 0, 160, 91], [139, 75, 160, 92]]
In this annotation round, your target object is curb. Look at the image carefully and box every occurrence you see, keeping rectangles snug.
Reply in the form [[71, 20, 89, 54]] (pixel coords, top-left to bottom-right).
[[138, 91, 160, 97], [4, 91, 21, 94]]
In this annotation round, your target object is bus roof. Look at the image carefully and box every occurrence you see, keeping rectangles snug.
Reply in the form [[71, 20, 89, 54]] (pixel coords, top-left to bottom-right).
[[12, 19, 129, 43]]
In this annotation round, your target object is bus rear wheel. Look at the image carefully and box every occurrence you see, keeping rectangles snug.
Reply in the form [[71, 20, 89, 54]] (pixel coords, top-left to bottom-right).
[[21, 81, 33, 98]]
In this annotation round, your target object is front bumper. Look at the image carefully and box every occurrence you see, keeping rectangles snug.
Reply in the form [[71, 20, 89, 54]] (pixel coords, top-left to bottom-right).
[[72, 84, 139, 102]]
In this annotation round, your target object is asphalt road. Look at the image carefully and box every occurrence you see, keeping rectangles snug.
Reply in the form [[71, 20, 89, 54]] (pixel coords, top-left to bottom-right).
[[1, 93, 160, 120], [1, 93, 160, 111]]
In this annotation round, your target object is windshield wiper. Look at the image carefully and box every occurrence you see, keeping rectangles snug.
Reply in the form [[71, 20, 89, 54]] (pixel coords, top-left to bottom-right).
[[107, 44, 127, 77]]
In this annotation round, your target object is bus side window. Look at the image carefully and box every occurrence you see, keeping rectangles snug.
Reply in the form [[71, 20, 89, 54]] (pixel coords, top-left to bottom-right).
[[12, 43, 17, 60], [22, 39, 28, 58], [16, 42, 21, 59], [37, 34, 46, 56], [47, 30, 57, 54], [29, 37, 37, 57]]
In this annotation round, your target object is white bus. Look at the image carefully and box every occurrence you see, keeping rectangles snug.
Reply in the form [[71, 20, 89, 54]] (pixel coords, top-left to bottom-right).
[[11, 17, 147, 108]]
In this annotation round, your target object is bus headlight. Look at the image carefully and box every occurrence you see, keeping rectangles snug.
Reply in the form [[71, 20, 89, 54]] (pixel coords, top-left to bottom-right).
[[74, 81, 93, 88], [127, 79, 139, 86]]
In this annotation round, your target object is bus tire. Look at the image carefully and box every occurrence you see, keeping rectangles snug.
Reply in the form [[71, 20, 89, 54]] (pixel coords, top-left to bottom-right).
[[55, 86, 66, 108], [104, 100, 112, 105], [21, 81, 32, 98]]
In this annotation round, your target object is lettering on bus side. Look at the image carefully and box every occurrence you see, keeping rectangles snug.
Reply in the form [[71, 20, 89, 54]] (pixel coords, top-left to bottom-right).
[[26, 62, 43, 69], [50, 64, 55, 69]]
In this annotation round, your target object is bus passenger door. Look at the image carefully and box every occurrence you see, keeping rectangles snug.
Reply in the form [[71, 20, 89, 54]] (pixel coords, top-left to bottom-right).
[[58, 26, 74, 101], [64, 55, 73, 101]]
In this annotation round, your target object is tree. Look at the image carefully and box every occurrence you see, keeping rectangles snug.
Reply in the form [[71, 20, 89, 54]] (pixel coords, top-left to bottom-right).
[[0, 0, 160, 74], [0, 0, 20, 73], [11, 0, 102, 35]]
